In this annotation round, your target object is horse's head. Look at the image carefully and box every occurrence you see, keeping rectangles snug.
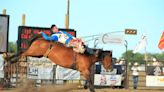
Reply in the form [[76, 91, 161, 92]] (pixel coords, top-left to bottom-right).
[[98, 50, 113, 72]]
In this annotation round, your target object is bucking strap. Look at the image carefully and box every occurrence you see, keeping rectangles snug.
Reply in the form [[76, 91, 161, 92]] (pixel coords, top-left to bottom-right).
[[44, 44, 53, 58], [70, 52, 77, 70]]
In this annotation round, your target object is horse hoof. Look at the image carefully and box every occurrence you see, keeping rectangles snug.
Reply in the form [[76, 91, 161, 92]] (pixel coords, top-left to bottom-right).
[[84, 85, 88, 89]]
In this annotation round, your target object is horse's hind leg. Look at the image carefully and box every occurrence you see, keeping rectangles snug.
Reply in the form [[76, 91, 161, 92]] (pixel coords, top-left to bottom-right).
[[89, 64, 96, 92], [83, 70, 95, 92], [87, 75, 95, 92], [84, 80, 88, 89]]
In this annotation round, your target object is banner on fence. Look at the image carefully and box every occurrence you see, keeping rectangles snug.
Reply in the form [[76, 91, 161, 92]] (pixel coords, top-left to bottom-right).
[[56, 65, 80, 80], [146, 76, 164, 86], [27, 57, 54, 79], [94, 74, 122, 86], [0, 54, 4, 78]]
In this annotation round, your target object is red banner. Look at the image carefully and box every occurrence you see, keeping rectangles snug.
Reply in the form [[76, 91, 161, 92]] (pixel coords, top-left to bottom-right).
[[158, 31, 164, 50]]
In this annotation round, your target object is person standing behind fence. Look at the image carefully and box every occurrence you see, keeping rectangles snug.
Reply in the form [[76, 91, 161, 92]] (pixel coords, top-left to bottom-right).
[[131, 62, 140, 89]]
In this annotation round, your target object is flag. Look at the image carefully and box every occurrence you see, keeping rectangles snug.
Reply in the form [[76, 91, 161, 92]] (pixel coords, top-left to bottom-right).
[[133, 34, 147, 54], [158, 31, 164, 50]]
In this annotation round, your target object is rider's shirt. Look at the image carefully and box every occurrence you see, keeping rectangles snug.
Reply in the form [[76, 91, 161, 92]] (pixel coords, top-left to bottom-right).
[[41, 31, 73, 44]]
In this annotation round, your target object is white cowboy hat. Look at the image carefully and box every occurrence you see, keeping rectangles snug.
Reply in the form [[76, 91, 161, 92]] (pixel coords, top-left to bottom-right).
[[134, 62, 138, 66]]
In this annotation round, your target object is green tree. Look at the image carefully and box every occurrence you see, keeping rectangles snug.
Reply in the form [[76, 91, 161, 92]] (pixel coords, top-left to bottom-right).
[[121, 50, 164, 64], [121, 50, 145, 64], [151, 52, 164, 63], [8, 41, 17, 53]]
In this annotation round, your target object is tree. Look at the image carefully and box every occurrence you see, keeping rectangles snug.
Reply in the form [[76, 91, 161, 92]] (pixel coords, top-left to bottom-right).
[[121, 50, 164, 64], [8, 42, 17, 53], [151, 52, 164, 62], [121, 50, 145, 64]]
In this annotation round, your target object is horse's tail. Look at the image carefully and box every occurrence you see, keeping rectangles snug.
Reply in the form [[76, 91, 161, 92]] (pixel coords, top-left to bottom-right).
[[3, 50, 23, 63]]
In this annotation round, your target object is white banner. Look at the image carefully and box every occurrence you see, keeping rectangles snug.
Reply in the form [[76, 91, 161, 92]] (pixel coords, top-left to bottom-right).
[[94, 74, 122, 86], [27, 57, 54, 79], [0, 54, 4, 78], [146, 76, 164, 86], [99, 34, 124, 44], [56, 65, 80, 80], [0, 15, 9, 52]]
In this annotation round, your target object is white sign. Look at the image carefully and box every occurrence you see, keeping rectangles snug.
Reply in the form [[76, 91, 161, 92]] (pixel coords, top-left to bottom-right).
[[0, 54, 4, 78], [94, 74, 122, 86], [146, 76, 164, 86], [0, 15, 9, 52], [56, 65, 80, 80], [99, 34, 124, 44], [27, 57, 54, 79]]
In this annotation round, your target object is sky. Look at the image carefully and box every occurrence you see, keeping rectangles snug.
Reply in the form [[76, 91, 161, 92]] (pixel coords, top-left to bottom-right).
[[0, 0, 164, 58]]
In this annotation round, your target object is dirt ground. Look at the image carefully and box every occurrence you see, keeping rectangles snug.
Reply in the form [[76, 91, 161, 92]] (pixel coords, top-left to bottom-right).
[[1, 88, 164, 92], [0, 79, 163, 92], [1, 85, 164, 92]]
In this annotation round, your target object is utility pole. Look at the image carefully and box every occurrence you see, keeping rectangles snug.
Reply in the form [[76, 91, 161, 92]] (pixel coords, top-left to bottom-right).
[[124, 40, 129, 89], [2, 9, 6, 15], [22, 14, 26, 26], [65, 0, 70, 29], [144, 47, 148, 74]]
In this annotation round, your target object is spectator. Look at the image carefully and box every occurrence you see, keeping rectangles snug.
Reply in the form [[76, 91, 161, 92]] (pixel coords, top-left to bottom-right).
[[152, 58, 162, 76], [115, 59, 121, 65], [131, 62, 140, 89], [154, 66, 162, 76], [152, 58, 160, 66]]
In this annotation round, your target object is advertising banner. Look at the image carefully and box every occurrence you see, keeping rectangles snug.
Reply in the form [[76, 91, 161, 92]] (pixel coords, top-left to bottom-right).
[[94, 74, 122, 86], [27, 57, 54, 79], [146, 76, 164, 86], [99, 34, 124, 44], [0, 54, 4, 78], [56, 65, 80, 80], [0, 15, 9, 52]]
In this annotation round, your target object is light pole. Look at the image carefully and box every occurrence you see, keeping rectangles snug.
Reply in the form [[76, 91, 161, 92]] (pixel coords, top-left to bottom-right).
[[65, 0, 70, 29], [124, 40, 129, 89]]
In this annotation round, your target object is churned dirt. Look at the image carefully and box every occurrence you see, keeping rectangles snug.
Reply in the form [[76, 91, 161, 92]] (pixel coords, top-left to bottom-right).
[[0, 79, 164, 92]]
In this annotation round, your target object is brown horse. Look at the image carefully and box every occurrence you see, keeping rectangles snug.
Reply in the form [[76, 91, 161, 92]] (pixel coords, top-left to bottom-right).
[[3, 38, 112, 92]]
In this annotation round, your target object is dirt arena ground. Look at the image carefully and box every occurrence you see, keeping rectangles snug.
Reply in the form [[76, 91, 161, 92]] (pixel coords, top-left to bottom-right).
[[1, 85, 164, 92], [0, 79, 163, 92], [1, 87, 164, 92]]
